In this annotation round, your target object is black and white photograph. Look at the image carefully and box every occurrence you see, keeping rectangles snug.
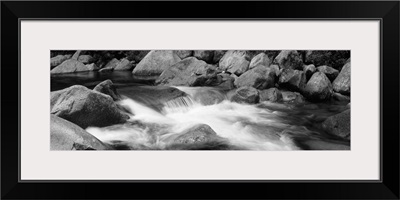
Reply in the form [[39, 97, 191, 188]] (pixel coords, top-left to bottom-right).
[[50, 50, 351, 151]]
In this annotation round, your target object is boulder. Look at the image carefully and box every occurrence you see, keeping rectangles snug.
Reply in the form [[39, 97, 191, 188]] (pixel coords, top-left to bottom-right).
[[332, 62, 351, 95], [155, 57, 218, 86], [249, 52, 272, 69], [51, 55, 72, 68], [114, 58, 135, 71], [193, 50, 214, 63], [51, 85, 129, 128], [273, 50, 303, 70], [219, 50, 250, 76], [174, 124, 220, 144], [278, 69, 307, 92], [212, 50, 227, 64], [78, 55, 95, 64], [216, 73, 235, 90], [103, 58, 120, 69], [317, 65, 339, 82], [259, 88, 282, 102], [175, 50, 193, 59], [234, 65, 275, 90], [322, 109, 350, 139], [192, 89, 226, 105], [51, 59, 92, 74], [270, 64, 281, 77], [304, 72, 333, 101], [93, 79, 120, 101], [230, 86, 259, 104], [281, 91, 306, 104], [303, 64, 316, 80], [71, 50, 82, 60], [132, 50, 181, 76], [304, 50, 350, 70], [85, 63, 99, 71], [50, 114, 111, 150], [332, 92, 350, 102]]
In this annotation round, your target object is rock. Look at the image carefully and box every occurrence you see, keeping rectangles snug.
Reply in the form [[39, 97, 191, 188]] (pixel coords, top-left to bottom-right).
[[270, 64, 281, 77], [114, 58, 135, 71], [303, 64, 316, 80], [98, 67, 113, 73], [304, 50, 350, 70], [281, 91, 306, 104], [78, 55, 95, 64], [212, 50, 227, 64], [132, 50, 181, 76], [278, 69, 307, 92], [51, 85, 129, 128], [192, 89, 226, 105], [230, 86, 259, 104], [85, 63, 99, 71], [103, 58, 120, 69], [193, 50, 214, 63], [317, 65, 339, 82], [93, 79, 120, 101], [155, 57, 218, 86], [304, 72, 333, 101], [50, 114, 111, 150], [259, 88, 282, 102], [51, 59, 92, 74], [322, 109, 350, 139], [216, 73, 235, 90], [219, 50, 250, 76], [51, 55, 72, 68], [234, 65, 275, 90], [249, 52, 272, 69], [71, 50, 82, 60], [174, 124, 219, 144], [332, 92, 350, 102], [175, 50, 193, 59], [273, 50, 303, 70], [332, 62, 351, 95]]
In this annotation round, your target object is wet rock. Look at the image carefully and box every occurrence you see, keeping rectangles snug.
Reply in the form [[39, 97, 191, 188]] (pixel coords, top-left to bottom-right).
[[98, 67, 114, 73], [332, 62, 351, 95], [332, 92, 350, 102], [249, 52, 272, 69], [278, 69, 307, 92], [51, 85, 129, 128], [317, 65, 339, 82], [304, 72, 333, 102], [230, 86, 259, 104], [93, 79, 120, 101], [51, 55, 72, 68], [322, 109, 350, 140], [51, 114, 111, 150], [273, 50, 303, 70], [219, 50, 250, 76], [303, 64, 316, 80], [234, 65, 275, 90], [132, 50, 181, 76], [192, 89, 226, 105], [174, 124, 220, 144], [175, 50, 193, 59], [259, 88, 282, 102], [281, 91, 306, 104], [193, 50, 214, 63], [216, 73, 235, 90]]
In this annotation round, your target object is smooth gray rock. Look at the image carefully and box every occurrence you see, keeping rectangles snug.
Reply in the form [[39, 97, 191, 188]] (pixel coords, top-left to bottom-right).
[[114, 58, 135, 71], [234, 65, 275, 90], [93, 79, 120, 101], [51, 59, 91, 74], [317, 65, 339, 82], [219, 50, 250, 76], [332, 62, 351, 95], [51, 55, 72, 68], [132, 50, 181, 76], [174, 124, 219, 144], [304, 72, 333, 101], [281, 91, 306, 104], [259, 88, 282, 102], [278, 69, 307, 92], [322, 109, 350, 139], [230, 86, 260, 104]]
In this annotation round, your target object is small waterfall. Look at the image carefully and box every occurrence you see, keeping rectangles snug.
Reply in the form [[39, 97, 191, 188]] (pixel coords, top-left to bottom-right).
[[162, 96, 199, 114]]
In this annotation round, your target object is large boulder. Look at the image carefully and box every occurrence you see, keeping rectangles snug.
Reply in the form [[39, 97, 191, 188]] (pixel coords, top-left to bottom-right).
[[322, 109, 350, 139], [174, 124, 220, 144], [234, 65, 275, 90], [132, 50, 181, 76], [103, 58, 120, 69], [51, 85, 129, 128], [155, 57, 218, 86], [317, 65, 339, 82], [93, 79, 120, 101], [78, 55, 95, 64], [259, 88, 282, 102], [332, 62, 351, 95], [281, 91, 306, 104], [219, 50, 250, 76], [304, 50, 350, 70], [304, 72, 333, 101], [175, 50, 193, 59], [249, 52, 272, 69], [50, 114, 111, 150], [230, 86, 259, 104], [51, 55, 72, 68], [71, 50, 81, 60], [303, 64, 316, 80], [193, 50, 214, 63], [273, 50, 303, 70], [278, 69, 307, 92], [114, 58, 135, 71], [51, 59, 92, 74]]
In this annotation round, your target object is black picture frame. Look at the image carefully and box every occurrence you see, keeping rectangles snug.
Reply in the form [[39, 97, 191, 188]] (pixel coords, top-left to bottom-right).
[[2, 1, 399, 199]]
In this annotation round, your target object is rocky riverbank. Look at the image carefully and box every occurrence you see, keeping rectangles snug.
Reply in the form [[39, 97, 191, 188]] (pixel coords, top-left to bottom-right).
[[50, 50, 351, 150]]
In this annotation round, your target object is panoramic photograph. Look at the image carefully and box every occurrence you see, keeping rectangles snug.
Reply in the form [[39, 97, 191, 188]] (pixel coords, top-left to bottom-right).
[[50, 50, 350, 150]]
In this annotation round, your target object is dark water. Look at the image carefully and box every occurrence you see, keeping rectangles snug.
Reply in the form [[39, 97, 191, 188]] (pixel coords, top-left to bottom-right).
[[51, 71, 350, 150]]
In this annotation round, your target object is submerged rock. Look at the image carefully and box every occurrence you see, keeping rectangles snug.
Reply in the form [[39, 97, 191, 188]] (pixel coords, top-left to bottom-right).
[[317, 65, 339, 82], [259, 88, 282, 102], [303, 72, 333, 102], [273, 50, 303, 70], [230, 86, 259, 104], [174, 124, 219, 144], [322, 109, 350, 140], [93, 79, 120, 101], [281, 91, 306, 104], [234, 65, 275, 90], [132, 50, 181, 76], [219, 50, 250, 76], [51, 114, 111, 150], [332, 62, 351, 95], [155, 57, 218, 86], [278, 69, 307, 92], [51, 85, 129, 128]]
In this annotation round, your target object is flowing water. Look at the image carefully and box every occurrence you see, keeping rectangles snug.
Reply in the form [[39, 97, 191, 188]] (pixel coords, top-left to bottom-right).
[[52, 71, 350, 150]]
